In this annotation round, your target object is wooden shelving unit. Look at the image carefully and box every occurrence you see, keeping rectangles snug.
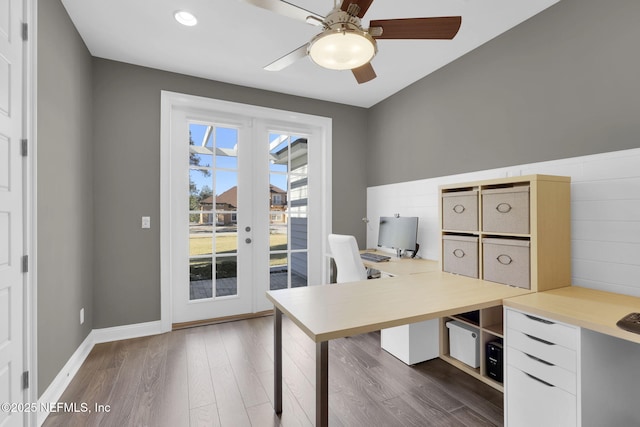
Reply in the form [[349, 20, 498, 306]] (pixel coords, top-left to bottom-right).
[[437, 174, 571, 391]]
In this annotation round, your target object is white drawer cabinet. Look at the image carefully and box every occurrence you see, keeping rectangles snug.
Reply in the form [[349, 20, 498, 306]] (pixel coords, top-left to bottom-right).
[[505, 307, 580, 427], [506, 365, 577, 427]]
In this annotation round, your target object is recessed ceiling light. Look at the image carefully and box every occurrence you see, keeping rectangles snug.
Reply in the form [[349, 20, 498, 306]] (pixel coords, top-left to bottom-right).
[[174, 10, 197, 27]]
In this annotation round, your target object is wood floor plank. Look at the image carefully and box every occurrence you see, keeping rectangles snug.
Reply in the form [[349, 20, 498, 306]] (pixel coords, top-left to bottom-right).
[[381, 395, 464, 427], [42, 315, 506, 427], [100, 337, 151, 425], [185, 328, 216, 410], [131, 333, 169, 427], [257, 370, 313, 426], [157, 329, 190, 427], [218, 322, 270, 408], [190, 402, 221, 427], [209, 362, 252, 427]]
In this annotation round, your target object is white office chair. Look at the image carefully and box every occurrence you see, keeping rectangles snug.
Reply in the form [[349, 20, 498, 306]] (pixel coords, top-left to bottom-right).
[[328, 234, 368, 283]]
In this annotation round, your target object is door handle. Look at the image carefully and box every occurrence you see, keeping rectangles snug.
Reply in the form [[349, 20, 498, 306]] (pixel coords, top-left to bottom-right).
[[245, 238, 252, 244]]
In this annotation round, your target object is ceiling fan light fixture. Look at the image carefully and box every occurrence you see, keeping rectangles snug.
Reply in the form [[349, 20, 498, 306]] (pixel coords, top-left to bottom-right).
[[174, 10, 198, 27], [308, 28, 377, 70]]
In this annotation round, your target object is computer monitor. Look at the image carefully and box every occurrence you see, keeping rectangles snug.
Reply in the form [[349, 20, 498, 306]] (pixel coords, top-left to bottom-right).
[[377, 216, 419, 257]]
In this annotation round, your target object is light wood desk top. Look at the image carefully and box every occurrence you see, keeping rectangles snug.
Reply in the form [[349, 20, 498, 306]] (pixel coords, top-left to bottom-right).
[[266, 270, 531, 343], [504, 286, 640, 345], [360, 251, 440, 276]]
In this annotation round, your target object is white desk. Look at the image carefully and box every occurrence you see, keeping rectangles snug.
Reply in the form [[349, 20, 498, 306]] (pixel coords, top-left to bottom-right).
[[266, 270, 530, 426], [504, 286, 640, 426], [360, 251, 440, 277]]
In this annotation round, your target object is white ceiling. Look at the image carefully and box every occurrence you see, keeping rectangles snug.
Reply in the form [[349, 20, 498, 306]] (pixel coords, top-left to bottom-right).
[[61, 0, 560, 108]]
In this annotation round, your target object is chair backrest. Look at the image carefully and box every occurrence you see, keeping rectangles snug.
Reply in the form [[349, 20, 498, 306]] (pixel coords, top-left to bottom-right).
[[328, 234, 368, 283]]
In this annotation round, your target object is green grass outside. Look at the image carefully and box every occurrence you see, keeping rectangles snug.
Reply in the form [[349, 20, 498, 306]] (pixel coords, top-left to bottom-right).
[[190, 234, 288, 266]]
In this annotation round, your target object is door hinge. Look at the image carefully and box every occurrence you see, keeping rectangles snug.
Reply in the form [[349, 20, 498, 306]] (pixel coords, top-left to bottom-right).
[[22, 23, 28, 41], [22, 371, 29, 389], [21, 139, 28, 156], [22, 255, 28, 273]]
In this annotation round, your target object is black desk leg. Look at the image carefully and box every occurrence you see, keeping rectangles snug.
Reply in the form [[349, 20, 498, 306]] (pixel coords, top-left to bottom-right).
[[316, 341, 329, 427], [274, 307, 283, 414]]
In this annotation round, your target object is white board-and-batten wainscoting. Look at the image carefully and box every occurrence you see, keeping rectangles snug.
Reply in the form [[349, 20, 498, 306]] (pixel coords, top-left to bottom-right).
[[367, 147, 640, 298]]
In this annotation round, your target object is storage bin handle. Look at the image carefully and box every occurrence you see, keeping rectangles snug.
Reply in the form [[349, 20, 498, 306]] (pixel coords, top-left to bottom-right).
[[453, 249, 466, 258], [452, 204, 465, 214], [496, 254, 513, 265], [496, 202, 512, 213]]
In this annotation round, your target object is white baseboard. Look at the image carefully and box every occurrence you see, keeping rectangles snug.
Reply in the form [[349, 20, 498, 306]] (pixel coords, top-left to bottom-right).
[[37, 331, 94, 426], [91, 320, 164, 344], [37, 320, 163, 426]]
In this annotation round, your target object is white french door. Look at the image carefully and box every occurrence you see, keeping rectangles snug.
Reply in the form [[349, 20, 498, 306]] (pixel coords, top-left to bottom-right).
[[163, 93, 331, 325]]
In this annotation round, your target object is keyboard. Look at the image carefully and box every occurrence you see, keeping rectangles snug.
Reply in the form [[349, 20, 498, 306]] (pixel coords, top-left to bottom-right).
[[360, 252, 391, 262]]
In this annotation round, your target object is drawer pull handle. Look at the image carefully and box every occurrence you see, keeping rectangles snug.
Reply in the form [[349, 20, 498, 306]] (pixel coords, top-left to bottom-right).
[[496, 254, 513, 265], [524, 352, 554, 366], [525, 372, 555, 388], [496, 202, 512, 213], [525, 314, 554, 325], [452, 204, 465, 214], [453, 249, 466, 258], [524, 333, 555, 346]]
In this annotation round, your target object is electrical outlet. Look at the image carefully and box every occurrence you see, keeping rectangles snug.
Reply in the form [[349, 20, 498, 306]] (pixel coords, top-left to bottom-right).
[[80, 308, 85, 325], [141, 216, 151, 229]]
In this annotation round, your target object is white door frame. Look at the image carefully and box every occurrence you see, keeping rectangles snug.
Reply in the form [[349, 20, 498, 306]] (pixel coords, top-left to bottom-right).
[[25, 0, 37, 424], [0, 0, 37, 425], [160, 91, 332, 331]]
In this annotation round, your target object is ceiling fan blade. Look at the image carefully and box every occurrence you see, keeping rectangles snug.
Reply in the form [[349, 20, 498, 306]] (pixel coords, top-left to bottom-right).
[[352, 62, 376, 84], [264, 44, 309, 71], [242, 0, 324, 25], [340, 0, 375, 18], [369, 16, 462, 40]]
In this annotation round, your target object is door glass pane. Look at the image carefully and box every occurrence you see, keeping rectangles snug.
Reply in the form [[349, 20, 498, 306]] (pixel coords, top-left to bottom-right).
[[189, 122, 239, 301], [216, 255, 238, 297], [270, 211, 288, 251], [215, 127, 238, 169], [215, 222, 237, 255], [190, 258, 213, 300], [189, 227, 212, 257], [269, 253, 288, 290], [268, 133, 309, 289], [291, 252, 308, 288]]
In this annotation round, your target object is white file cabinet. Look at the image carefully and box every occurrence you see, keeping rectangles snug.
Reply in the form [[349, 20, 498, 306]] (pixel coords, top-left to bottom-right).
[[505, 308, 580, 427], [381, 319, 439, 365]]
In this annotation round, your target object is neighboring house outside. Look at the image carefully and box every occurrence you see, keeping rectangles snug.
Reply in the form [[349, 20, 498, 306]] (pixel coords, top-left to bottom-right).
[[196, 185, 287, 225]]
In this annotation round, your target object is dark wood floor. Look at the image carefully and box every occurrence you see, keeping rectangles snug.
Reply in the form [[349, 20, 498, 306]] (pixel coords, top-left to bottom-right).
[[43, 315, 504, 427]]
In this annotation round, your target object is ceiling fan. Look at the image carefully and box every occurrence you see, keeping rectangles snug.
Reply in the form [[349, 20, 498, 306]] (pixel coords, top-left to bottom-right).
[[242, 0, 462, 84]]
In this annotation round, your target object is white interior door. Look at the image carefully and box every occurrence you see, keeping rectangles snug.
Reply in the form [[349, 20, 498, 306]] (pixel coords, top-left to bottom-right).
[[0, 0, 25, 425], [165, 94, 331, 325]]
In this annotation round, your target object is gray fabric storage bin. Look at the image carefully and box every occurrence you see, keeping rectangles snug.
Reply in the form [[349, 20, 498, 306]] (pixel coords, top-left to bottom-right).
[[442, 190, 478, 231], [443, 235, 479, 278], [482, 186, 530, 234], [483, 238, 530, 289]]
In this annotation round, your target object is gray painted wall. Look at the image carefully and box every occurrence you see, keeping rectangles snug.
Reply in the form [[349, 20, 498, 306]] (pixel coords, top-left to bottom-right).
[[37, 0, 94, 395], [91, 61, 368, 327], [367, 0, 640, 186]]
